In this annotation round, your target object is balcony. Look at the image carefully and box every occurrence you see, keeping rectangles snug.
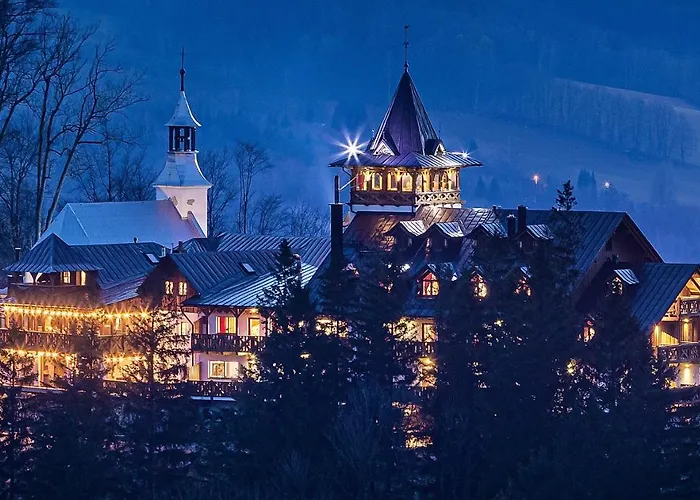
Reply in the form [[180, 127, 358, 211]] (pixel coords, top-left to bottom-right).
[[0, 328, 131, 355], [191, 334, 263, 353], [658, 342, 700, 363], [102, 379, 242, 399], [680, 298, 700, 316]]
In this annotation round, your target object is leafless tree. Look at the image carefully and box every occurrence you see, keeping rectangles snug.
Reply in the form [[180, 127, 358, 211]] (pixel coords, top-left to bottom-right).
[[285, 200, 328, 237], [0, 120, 36, 256], [234, 142, 273, 234], [71, 121, 154, 203], [0, 0, 53, 147], [31, 15, 145, 239], [199, 147, 237, 235], [251, 193, 285, 235]]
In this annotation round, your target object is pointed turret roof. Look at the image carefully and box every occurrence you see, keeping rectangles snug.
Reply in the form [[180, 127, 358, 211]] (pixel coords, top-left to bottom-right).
[[166, 91, 201, 128], [368, 70, 439, 155]]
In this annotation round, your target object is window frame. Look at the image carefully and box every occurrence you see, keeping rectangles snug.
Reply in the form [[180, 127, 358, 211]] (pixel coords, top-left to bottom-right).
[[164, 280, 174, 295], [420, 272, 440, 297]]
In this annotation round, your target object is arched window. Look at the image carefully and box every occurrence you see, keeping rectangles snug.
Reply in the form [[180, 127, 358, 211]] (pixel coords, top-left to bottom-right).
[[420, 272, 440, 296], [441, 172, 449, 190], [401, 173, 413, 191], [415, 174, 423, 193], [387, 171, 398, 191], [448, 170, 458, 190], [372, 172, 383, 190], [432, 172, 440, 192]]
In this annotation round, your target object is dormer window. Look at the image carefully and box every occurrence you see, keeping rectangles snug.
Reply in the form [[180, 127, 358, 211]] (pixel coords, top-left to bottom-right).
[[165, 280, 174, 295], [472, 274, 488, 299], [516, 277, 531, 296], [421, 272, 440, 297]]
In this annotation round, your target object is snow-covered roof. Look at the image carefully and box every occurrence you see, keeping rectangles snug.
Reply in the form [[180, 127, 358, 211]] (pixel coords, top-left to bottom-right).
[[166, 91, 201, 128], [153, 152, 211, 187], [38, 200, 204, 248]]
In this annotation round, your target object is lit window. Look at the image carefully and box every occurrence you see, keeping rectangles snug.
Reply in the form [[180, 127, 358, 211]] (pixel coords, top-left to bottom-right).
[[415, 174, 423, 193], [248, 317, 261, 336], [610, 276, 623, 295], [421, 273, 440, 297], [61, 272, 71, 284], [356, 170, 370, 191], [78, 271, 87, 286], [441, 172, 449, 190], [448, 170, 458, 190], [422, 323, 437, 342], [473, 274, 488, 299], [516, 277, 531, 296], [208, 360, 239, 379], [178, 281, 188, 296], [401, 173, 413, 192], [165, 280, 174, 295], [583, 324, 596, 342], [372, 172, 383, 190], [218, 316, 237, 334], [387, 171, 398, 191], [432, 173, 440, 191]]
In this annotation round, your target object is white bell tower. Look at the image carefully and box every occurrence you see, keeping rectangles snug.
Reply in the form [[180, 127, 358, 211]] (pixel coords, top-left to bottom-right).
[[153, 52, 211, 236]]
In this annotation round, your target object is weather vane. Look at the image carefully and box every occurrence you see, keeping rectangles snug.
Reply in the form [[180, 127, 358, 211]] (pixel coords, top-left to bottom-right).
[[180, 47, 186, 92], [404, 25, 410, 70]]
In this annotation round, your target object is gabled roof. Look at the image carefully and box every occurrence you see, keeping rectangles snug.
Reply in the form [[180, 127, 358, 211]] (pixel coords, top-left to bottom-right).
[[168, 250, 280, 294], [184, 263, 319, 308], [183, 233, 331, 268], [629, 263, 698, 332], [5, 236, 164, 305], [368, 70, 438, 156], [39, 200, 203, 248], [166, 91, 201, 128], [5, 235, 101, 274]]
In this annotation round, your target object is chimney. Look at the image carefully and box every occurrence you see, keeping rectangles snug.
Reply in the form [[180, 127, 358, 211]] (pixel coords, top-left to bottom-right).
[[506, 215, 516, 239], [177, 240, 184, 253], [517, 205, 527, 235], [13, 247, 21, 262], [330, 175, 344, 266]]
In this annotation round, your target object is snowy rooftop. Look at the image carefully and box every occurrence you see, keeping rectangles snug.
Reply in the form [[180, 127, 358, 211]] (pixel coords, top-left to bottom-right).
[[166, 91, 201, 128], [38, 200, 203, 248]]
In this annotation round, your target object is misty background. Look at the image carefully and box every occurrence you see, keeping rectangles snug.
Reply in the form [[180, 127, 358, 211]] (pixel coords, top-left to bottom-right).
[[59, 0, 700, 262]]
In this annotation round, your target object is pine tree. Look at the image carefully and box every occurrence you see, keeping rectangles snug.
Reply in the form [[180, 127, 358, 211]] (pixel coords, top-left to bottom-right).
[[234, 240, 350, 498], [30, 318, 125, 500], [0, 324, 38, 500], [120, 301, 197, 499]]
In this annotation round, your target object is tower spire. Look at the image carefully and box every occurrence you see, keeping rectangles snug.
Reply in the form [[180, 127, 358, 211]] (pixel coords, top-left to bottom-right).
[[180, 47, 185, 92], [404, 25, 409, 71]]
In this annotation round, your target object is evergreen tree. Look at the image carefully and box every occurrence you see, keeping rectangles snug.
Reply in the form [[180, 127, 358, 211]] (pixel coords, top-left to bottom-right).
[[30, 318, 125, 499], [234, 240, 350, 498], [0, 324, 37, 500], [474, 175, 487, 200], [121, 302, 197, 499]]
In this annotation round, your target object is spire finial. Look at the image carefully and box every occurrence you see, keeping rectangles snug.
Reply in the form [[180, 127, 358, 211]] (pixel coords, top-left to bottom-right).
[[404, 25, 410, 71], [179, 47, 186, 92]]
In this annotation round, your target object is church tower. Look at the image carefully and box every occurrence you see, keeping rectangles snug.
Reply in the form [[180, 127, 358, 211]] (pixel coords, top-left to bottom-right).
[[153, 57, 211, 236], [330, 58, 481, 213]]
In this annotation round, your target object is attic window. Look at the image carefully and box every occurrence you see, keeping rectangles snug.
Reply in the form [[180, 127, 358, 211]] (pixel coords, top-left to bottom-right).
[[420, 272, 440, 297], [472, 274, 488, 299], [374, 141, 394, 156], [241, 263, 255, 274]]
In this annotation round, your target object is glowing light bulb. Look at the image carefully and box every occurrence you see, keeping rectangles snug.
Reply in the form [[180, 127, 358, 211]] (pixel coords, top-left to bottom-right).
[[532, 174, 539, 185], [603, 181, 611, 189]]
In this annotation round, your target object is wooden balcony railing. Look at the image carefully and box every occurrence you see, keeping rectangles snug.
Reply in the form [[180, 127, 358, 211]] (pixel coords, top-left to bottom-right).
[[658, 342, 700, 363], [191, 334, 264, 353], [680, 299, 700, 316], [0, 328, 131, 355], [102, 379, 242, 399]]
